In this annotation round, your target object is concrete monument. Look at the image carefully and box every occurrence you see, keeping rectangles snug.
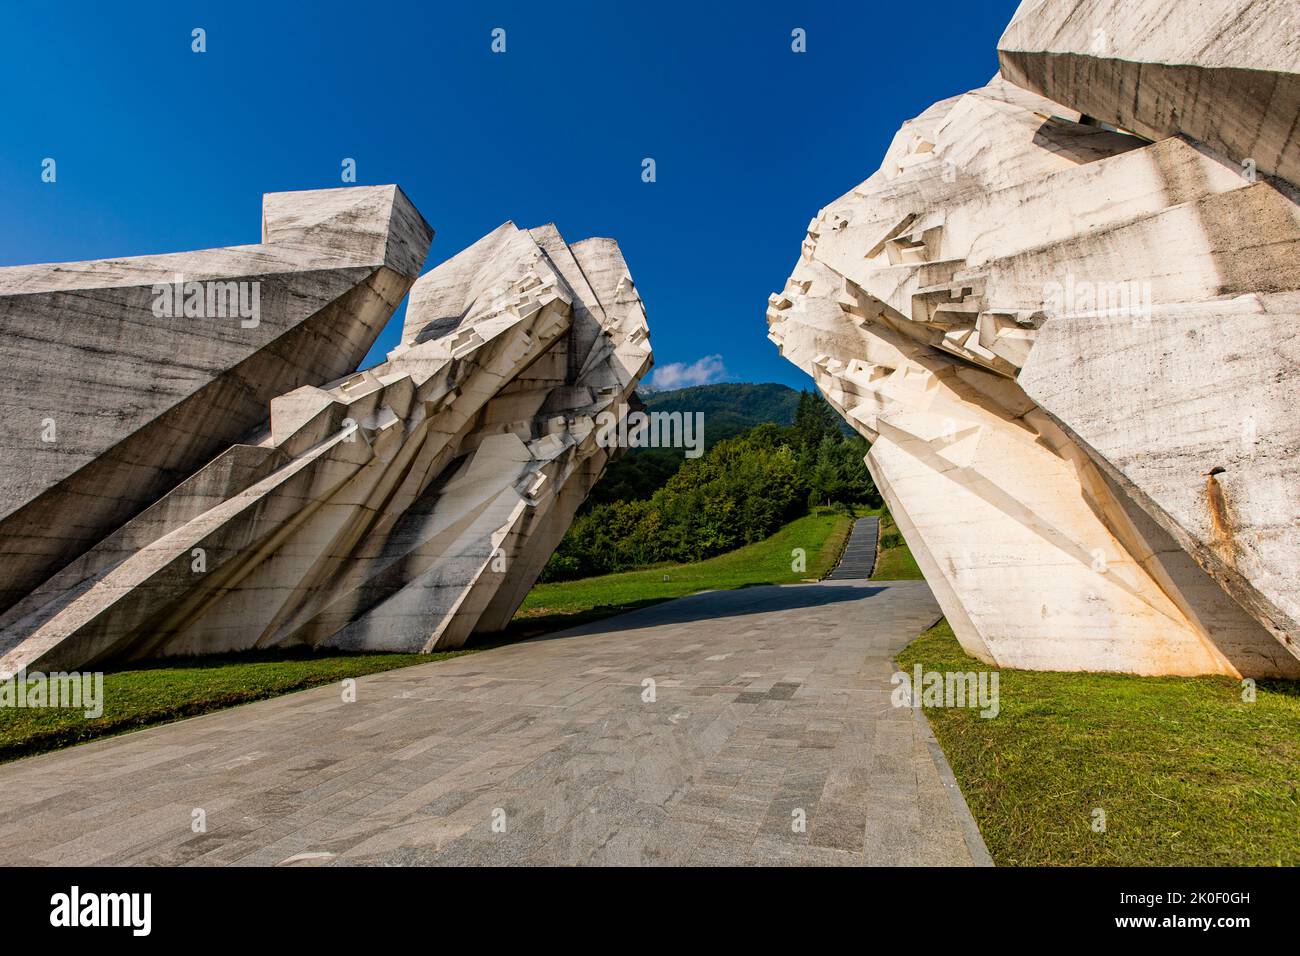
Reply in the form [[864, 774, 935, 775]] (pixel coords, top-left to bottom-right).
[[769, 0, 1299, 677], [0, 190, 651, 672]]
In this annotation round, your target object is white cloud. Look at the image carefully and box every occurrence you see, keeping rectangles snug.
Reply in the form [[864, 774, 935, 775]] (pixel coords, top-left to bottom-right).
[[648, 354, 729, 390]]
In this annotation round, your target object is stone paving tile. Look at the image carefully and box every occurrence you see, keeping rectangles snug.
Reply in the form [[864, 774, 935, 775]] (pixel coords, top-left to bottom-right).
[[0, 580, 987, 866]]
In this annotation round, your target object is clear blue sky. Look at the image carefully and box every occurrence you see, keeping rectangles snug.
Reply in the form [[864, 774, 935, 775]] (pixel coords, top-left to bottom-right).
[[0, 0, 1014, 389]]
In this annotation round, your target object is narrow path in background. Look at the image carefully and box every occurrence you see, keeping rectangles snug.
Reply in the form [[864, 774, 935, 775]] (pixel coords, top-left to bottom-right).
[[0, 580, 986, 866], [827, 516, 880, 580]]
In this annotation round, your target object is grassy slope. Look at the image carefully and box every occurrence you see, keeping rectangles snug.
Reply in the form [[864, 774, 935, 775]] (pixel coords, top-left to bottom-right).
[[897, 620, 1300, 866], [0, 649, 473, 764], [871, 507, 923, 580], [509, 506, 857, 634]]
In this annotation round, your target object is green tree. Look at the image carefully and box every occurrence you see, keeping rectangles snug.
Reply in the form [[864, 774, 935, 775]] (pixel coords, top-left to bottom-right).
[[792, 390, 842, 451], [540, 392, 879, 582]]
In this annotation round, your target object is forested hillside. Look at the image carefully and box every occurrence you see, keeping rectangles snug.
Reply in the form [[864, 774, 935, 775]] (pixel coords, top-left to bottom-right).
[[588, 382, 816, 505], [544, 389, 880, 581]]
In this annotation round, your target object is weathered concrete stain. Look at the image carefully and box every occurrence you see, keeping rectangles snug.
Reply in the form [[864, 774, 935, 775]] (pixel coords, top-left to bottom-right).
[[1205, 466, 1236, 568]]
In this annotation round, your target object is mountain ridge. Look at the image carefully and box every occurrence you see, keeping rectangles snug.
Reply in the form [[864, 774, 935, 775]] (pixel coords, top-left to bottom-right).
[[587, 382, 809, 506]]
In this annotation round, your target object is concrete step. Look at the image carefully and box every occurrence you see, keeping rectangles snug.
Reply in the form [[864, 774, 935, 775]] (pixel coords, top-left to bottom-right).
[[827, 515, 879, 580]]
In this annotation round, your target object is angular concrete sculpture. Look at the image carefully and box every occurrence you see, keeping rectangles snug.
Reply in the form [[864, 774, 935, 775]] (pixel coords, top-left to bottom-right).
[[998, 0, 1300, 186], [0, 185, 432, 614], [769, 0, 1300, 677], [0, 197, 651, 673]]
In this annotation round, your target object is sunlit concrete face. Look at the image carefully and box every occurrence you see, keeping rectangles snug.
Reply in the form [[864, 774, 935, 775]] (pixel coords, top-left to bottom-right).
[[997, 0, 1300, 187], [768, 3, 1300, 678], [0, 185, 432, 615], [0, 194, 651, 673]]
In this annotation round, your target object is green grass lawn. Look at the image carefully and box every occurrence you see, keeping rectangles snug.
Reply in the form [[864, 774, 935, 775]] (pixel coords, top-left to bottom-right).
[[871, 506, 923, 580], [0, 648, 473, 764], [507, 506, 858, 636], [897, 619, 1300, 866]]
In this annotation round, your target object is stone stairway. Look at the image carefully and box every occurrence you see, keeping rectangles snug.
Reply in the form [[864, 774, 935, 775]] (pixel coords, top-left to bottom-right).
[[827, 516, 879, 580]]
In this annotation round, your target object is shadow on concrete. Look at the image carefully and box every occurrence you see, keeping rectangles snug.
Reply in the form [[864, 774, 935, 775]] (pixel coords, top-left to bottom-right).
[[507, 582, 890, 643]]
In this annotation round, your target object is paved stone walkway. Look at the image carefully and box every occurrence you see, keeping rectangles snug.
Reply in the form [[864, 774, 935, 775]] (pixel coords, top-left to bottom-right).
[[0, 580, 989, 866], [827, 516, 880, 580]]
